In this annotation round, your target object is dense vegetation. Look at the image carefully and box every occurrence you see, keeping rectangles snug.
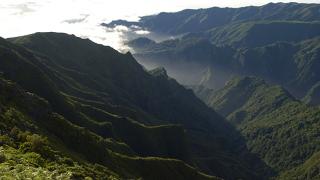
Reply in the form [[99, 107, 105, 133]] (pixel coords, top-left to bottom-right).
[[192, 76, 320, 178], [1, 2, 319, 179], [279, 151, 320, 180], [205, 21, 320, 48], [0, 32, 273, 179]]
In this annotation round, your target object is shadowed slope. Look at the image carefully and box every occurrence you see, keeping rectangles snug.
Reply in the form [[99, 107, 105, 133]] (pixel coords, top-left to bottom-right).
[[0, 33, 271, 179]]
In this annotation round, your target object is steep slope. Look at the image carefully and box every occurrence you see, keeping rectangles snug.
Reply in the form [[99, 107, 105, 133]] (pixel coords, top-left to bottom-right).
[[129, 36, 320, 101], [1, 33, 270, 179], [105, 2, 320, 105], [103, 2, 320, 35], [193, 76, 320, 176], [0, 76, 217, 180], [279, 151, 320, 180], [303, 82, 320, 106], [129, 37, 237, 88], [235, 37, 320, 98], [0, 35, 211, 179], [206, 21, 320, 48]]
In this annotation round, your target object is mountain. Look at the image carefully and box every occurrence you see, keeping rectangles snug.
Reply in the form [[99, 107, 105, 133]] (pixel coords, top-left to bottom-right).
[[192, 76, 320, 178], [0, 34, 219, 179], [104, 2, 320, 178], [233, 37, 320, 98], [303, 81, 320, 106], [103, 2, 320, 35], [201, 21, 320, 48], [128, 37, 237, 89], [129, 35, 320, 100], [279, 151, 320, 179], [0, 75, 217, 180], [0, 32, 272, 179], [110, 2, 320, 106]]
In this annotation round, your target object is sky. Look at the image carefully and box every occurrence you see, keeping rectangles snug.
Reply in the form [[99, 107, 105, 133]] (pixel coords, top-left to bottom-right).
[[0, 0, 319, 50]]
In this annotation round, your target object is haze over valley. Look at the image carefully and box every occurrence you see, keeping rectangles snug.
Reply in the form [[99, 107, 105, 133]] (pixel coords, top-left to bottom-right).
[[0, 1, 320, 179]]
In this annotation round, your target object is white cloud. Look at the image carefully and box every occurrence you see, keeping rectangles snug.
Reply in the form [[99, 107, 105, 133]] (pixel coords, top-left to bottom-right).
[[0, 0, 319, 50], [135, 30, 150, 35], [113, 25, 130, 32], [62, 14, 90, 24]]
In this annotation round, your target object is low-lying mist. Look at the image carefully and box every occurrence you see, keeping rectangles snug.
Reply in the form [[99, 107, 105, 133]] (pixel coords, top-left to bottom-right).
[[102, 24, 177, 52], [134, 54, 237, 90]]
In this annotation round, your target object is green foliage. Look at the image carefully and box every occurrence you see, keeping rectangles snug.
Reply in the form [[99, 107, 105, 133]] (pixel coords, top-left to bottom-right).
[[207, 21, 320, 48], [25, 134, 48, 152], [0, 146, 120, 180], [19, 134, 55, 160], [0, 135, 14, 147], [195, 76, 320, 178], [1, 3, 313, 179], [4, 32, 271, 179], [0, 34, 226, 179], [279, 151, 320, 180], [0, 151, 5, 163]]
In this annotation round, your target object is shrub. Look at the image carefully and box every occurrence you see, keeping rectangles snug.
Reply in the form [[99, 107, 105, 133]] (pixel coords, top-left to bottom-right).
[[9, 126, 19, 138], [19, 134, 50, 157], [0, 153, 5, 163], [17, 131, 31, 142], [0, 135, 14, 146], [62, 157, 74, 166], [26, 134, 48, 152]]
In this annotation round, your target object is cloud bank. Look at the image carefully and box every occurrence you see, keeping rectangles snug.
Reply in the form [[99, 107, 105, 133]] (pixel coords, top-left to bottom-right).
[[0, 0, 318, 51]]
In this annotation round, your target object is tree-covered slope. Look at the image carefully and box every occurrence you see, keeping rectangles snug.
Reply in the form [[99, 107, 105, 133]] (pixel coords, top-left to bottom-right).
[[279, 151, 320, 180], [193, 76, 320, 177], [0, 33, 271, 179], [0, 76, 217, 180], [205, 21, 320, 48], [103, 2, 320, 35]]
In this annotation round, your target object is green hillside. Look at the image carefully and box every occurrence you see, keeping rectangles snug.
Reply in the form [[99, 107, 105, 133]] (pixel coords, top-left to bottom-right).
[[279, 151, 320, 180], [0, 32, 272, 179], [0, 76, 218, 179], [193, 76, 320, 177], [1, 1, 320, 179], [206, 21, 320, 48]]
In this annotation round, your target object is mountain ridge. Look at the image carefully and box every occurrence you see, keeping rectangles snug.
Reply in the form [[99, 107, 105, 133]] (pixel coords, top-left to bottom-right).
[[103, 2, 320, 35], [192, 76, 320, 178], [0, 32, 273, 179]]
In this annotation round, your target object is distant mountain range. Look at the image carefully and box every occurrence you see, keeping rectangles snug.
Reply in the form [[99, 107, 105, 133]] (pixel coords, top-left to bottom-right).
[[105, 2, 320, 105], [100, 2, 320, 179], [128, 35, 320, 100], [103, 2, 320, 35]]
